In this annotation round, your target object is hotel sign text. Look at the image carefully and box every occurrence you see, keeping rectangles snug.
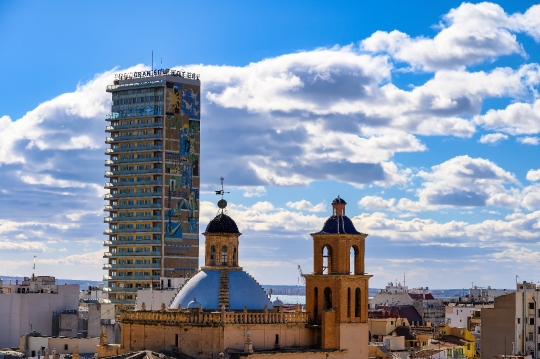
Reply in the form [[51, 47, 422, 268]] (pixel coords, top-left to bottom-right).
[[114, 68, 200, 81]]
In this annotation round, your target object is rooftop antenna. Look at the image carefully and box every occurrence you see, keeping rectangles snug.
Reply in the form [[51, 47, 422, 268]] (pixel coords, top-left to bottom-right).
[[161, 58, 162, 69], [215, 177, 230, 213], [32, 255, 36, 279], [404, 273, 406, 287], [152, 50, 154, 72]]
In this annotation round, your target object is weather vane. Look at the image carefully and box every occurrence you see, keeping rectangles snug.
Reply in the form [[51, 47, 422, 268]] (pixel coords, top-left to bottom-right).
[[215, 177, 230, 210]]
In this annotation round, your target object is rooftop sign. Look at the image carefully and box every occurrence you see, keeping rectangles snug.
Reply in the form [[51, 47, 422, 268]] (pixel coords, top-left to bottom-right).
[[114, 68, 200, 81]]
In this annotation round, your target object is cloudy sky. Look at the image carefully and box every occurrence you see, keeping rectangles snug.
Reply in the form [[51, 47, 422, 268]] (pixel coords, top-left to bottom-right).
[[1, 1, 540, 289]]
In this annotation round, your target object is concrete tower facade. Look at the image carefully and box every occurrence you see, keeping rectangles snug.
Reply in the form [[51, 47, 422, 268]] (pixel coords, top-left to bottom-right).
[[103, 69, 201, 307]]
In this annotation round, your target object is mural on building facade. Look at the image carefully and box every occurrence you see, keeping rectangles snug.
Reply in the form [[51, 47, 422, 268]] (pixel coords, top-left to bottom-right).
[[164, 83, 200, 240]]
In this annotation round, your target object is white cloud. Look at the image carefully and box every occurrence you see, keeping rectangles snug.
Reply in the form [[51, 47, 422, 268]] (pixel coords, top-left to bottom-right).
[[286, 200, 326, 212], [527, 169, 540, 182], [0, 241, 48, 252], [361, 3, 540, 71], [474, 99, 540, 135], [239, 186, 267, 197], [517, 136, 540, 145], [358, 196, 396, 211], [479, 133, 508, 144]]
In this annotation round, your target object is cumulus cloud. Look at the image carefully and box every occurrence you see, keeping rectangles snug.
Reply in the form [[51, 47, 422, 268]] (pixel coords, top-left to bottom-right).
[[474, 99, 540, 135], [517, 136, 540, 145], [479, 133, 508, 144], [527, 169, 540, 182], [0, 240, 48, 252], [361, 3, 540, 71], [358, 196, 396, 211], [286, 200, 326, 212]]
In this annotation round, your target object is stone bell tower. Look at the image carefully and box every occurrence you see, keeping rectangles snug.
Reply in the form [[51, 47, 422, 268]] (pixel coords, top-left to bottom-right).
[[303, 196, 371, 358]]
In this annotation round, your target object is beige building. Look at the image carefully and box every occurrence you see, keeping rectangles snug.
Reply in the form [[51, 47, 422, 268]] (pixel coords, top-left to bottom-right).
[[482, 282, 540, 359], [98, 196, 372, 358], [0, 276, 79, 348], [20, 333, 99, 357]]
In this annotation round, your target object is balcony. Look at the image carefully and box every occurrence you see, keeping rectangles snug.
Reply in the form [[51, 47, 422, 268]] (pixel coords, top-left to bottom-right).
[[105, 157, 162, 166], [104, 228, 161, 234], [106, 121, 163, 132], [107, 287, 140, 293], [104, 263, 161, 270], [105, 133, 162, 143], [104, 216, 162, 223], [107, 276, 160, 282], [104, 192, 162, 200], [104, 203, 162, 211], [104, 180, 162, 189], [103, 251, 162, 258], [104, 239, 162, 246], [105, 145, 162, 155], [105, 168, 162, 177]]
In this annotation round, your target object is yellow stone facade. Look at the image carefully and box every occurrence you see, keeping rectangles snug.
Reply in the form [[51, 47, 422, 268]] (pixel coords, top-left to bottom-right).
[[100, 197, 371, 358]]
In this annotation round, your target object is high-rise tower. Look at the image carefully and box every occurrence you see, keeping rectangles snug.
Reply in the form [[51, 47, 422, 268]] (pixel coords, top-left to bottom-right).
[[103, 69, 201, 307]]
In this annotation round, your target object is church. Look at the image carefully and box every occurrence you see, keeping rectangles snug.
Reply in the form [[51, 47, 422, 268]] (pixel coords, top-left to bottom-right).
[[98, 196, 372, 358]]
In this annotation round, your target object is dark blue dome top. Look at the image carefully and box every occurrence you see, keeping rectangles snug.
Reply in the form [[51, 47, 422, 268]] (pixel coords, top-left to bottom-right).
[[332, 197, 347, 204], [205, 212, 239, 234], [317, 215, 362, 235]]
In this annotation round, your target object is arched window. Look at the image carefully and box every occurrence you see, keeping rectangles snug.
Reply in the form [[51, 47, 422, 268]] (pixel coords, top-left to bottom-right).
[[347, 287, 351, 318], [221, 245, 228, 266], [232, 246, 237, 266], [314, 287, 319, 319], [355, 288, 361, 317], [322, 245, 332, 274], [210, 245, 216, 266], [324, 287, 332, 309], [350, 246, 359, 275]]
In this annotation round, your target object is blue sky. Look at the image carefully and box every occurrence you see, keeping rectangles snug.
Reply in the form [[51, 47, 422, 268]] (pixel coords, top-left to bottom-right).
[[1, 1, 540, 288]]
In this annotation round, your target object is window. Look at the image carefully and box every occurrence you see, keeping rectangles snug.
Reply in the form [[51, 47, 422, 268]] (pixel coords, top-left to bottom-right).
[[322, 245, 332, 274], [64, 344, 68, 350], [324, 287, 332, 309], [518, 318, 521, 324], [347, 288, 351, 318], [530, 303, 535, 310], [221, 246, 228, 265], [530, 318, 535, 325], [355, 288, 361, 317]]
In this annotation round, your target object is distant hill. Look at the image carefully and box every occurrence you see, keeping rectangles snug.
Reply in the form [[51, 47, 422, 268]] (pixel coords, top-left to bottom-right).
[[0, 276, 104, 290]]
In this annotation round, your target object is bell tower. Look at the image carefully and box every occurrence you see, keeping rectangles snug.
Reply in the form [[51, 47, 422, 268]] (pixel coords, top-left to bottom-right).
[[304, 196, 371, 358], [202, 179, 241, 269]]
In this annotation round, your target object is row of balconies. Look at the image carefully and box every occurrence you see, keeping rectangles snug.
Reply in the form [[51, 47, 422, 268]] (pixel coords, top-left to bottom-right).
[[104, 203, 161, 211], [103, 263, 161, 270], [105, 133, 162, 143], [105, 157, 162, 166], [104, 180, 162, 188], [103, 239, 162, 246], [104, 192, 161, 200], [104, 275, 160, 282], [105, 168, 161, 177], [103, 251, 161, 258], [104, 228, 161, 234], [105, 145, 162, 155], [105, 120, 163, 132], [104, 215, 161, 223]]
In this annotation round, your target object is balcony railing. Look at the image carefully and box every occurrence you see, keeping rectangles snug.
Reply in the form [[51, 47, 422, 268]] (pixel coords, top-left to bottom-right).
[[105, 180, 162, 188], [106, 121, 163, 132], [107, 276, 160, 281], [104, 192, 162, 200], [105, 157, 162, 166], [104, 239, 162, 246], [104, 228, 161, 234], [107, 287, 140, 293], [105, 145, 162, 155], [104, 203, 162, 211], [106, 133, 162, 143], [105, 168, 162, 177], [104, 216, 162, 223], [103, 251, 162, 258], [104, 263, 161, 270]]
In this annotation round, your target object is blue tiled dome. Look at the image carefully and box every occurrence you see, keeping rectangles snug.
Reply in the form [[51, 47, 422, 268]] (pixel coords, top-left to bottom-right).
[[332, 197, 347, 204], [170, 270, 271, 311], [317, 215, 362, 234], [205, 213, 240, 234]]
